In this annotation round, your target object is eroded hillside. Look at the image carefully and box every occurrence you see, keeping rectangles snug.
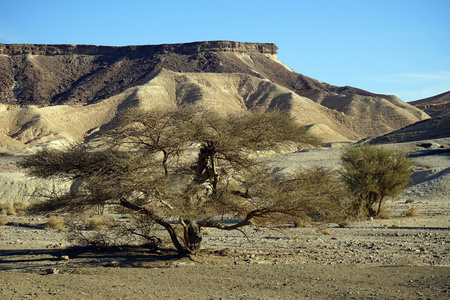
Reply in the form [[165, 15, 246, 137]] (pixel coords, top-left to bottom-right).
[[0, 41, 429, 149]]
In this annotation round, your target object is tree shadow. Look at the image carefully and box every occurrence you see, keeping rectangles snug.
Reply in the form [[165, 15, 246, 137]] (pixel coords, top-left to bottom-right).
[[0, 245, 182, 273]]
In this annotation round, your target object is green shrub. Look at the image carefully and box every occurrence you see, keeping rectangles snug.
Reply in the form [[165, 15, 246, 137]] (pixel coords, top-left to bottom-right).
[[341, 144, 413, 218]]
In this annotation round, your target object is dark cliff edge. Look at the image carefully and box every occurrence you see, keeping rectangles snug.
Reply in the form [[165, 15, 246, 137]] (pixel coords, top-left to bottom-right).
[[0, 41, 278, 56]]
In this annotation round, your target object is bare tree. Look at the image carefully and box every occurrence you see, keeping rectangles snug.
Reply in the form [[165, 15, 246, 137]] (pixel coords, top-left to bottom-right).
[[21, 107, 346, 255]]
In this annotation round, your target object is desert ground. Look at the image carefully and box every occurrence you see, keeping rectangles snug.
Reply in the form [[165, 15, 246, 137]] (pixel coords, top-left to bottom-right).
[[0, 140, 449, 299]]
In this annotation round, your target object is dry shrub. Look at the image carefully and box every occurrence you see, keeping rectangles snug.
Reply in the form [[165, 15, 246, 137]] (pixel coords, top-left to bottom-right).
[[1, 202, 16, 215], [46, 216, 67, 231], [377, 207, 392, 219], [0, 215, 11, 225], [293, 217, 310, 228], [317, 225, 331, 235], [14, 201, 29, 216], [0, 201, 30, 216], [88, 216, 114, 230], [405, 199, 415, 204], [405, 207, 420, 217], [338, 221, 349, 228]]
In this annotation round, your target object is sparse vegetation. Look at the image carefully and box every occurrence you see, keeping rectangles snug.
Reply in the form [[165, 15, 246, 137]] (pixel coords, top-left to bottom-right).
[[340, 144, 413, 218], [338, 221, 349, 228], [1, 202, 16, 215], [377, 207, 393, 219], [88, 216, 114, 230], [20, 107, 348, 255], [0, 215, 11, 226], [46, 216, 67, 231], [0, 201, 29, 216], [405, 207, 420, 217]]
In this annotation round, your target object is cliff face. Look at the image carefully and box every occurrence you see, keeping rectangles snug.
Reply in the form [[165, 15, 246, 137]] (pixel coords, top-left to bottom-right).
[[0, 41, 282, 106], [0, 40, 381, 106], [0, 41, 278, 56]]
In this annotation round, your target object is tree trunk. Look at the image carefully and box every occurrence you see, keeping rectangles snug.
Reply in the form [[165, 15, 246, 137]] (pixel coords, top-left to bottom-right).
[[367, 192, 378, 217], [162, 150, 169, 177], [120, 197, 188, 255], [181, 219, 202, 255], [377, 195, 384, 215], [209, 154, 218, 193]]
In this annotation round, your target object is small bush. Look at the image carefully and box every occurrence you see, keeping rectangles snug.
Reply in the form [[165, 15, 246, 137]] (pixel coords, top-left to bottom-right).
[[377, 207, 392, 219], [1, 202, 16, 215], [0, 215, 11, 226], [88, 216, 114, 230], [338, 221, 349, 228], [317, 225, 331, 235], [405, 207, 420, 217], [0, 201, 30, 216], [405, 199, 415, 204], [46, 216, 67, 231], [293, 217, 310, 228], [13, 201, 29, 212], [320, 228, 332, 235]]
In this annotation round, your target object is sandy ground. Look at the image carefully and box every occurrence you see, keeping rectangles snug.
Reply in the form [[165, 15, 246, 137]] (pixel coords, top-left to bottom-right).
[[1, 143, 449, 299]]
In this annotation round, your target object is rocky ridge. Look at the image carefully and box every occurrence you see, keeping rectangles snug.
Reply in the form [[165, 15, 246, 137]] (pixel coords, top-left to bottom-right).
[[410, 90, 450, 117]]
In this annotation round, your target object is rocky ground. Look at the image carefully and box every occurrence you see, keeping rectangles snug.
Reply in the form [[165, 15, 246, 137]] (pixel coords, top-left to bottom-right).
[[0, 143, 449, 299], [0, 214, 449, 299]]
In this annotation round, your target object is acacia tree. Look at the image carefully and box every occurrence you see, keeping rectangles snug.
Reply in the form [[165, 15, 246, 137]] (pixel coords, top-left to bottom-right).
[[340, 144, 413, 218], [21, 106, 347, 255]]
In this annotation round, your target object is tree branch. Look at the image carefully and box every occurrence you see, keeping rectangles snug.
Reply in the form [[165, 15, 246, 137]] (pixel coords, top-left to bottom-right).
[[119, 197, 186, 254]]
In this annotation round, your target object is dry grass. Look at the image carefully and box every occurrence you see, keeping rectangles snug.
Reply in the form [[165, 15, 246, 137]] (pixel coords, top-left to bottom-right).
[[88, 216, 114, 230], [405, 207, 420, 217], [46, 216, 67, 232], [293, 218, 310, 228], [1, 202, 16, 215], [0, 215, 11, 226], [0, 201, 30, 216], [338, 221, 349, 228], [378, 207, 392, 219]]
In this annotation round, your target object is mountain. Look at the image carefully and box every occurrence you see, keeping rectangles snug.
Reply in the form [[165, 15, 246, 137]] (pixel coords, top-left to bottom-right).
[[0, 41, 429, 151], [409, 91, 450, 117]]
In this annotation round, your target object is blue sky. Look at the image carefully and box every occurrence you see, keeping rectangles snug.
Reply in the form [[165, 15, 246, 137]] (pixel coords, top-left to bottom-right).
[[1, 0, 449, 102]]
